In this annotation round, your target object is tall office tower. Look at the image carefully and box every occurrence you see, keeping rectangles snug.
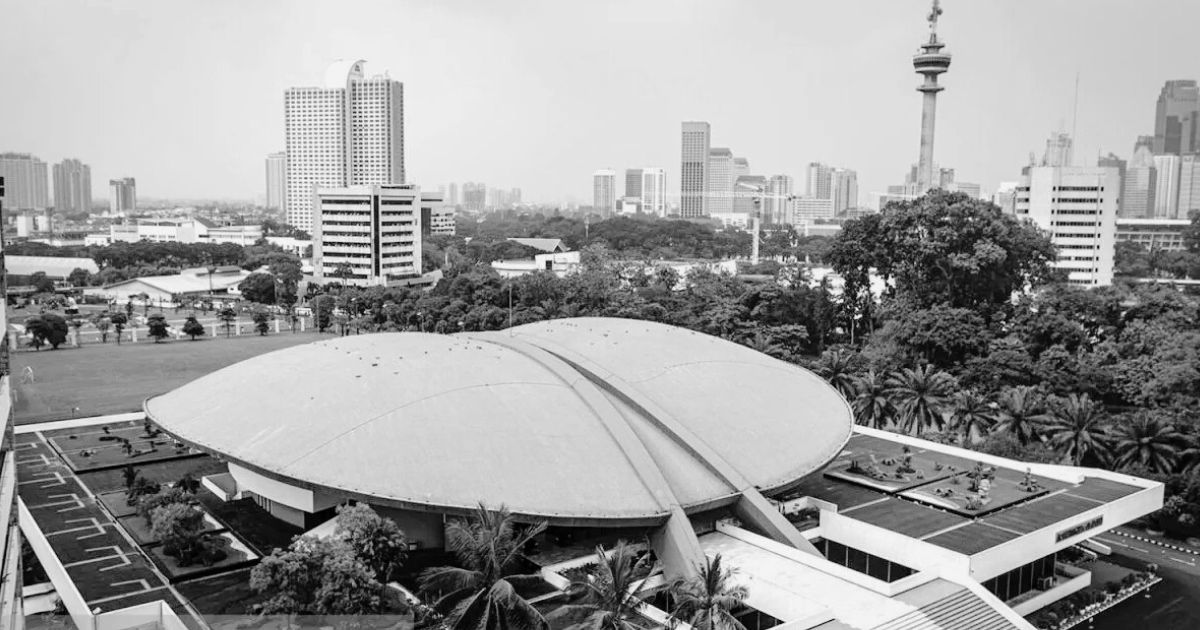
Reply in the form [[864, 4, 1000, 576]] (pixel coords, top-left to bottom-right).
[[1152, 154, 1181, 218], [1015, 165, 1120, 286], [52, 158, 92, 213], [265, 152, 287, 212], [1123, 138, 1157, 218], [1042, 132, 1073, 167], [766, 175, 794, 224], [462, 182, 486, 212], [806, 163, 832, 198], [509, 188, 522, 206], [447, 182, 459, 206], [640, 167, 666, 216], [313, 184, 422, 286], [0, 175, 22, 630], [1153, 80, 1200, 155], [707, 148, 734, 217], [1178, 154, 1200, 217], [0, 153, 49, 210], [680, 121, 711, 217], [912, 0, 952, 193], [109, 177, 137, 216], [625, 168, 643, 200], [1098, 153, 1127, 213], [593, 170, 617, 217], [284, 59, 405, 231], [830, 168, 859, 214], [733, 157, 750, 178]]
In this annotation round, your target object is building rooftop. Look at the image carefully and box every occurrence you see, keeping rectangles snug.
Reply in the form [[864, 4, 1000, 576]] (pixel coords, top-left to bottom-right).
[[145, 318, 853, 525], [787, 432, 1148, 557]]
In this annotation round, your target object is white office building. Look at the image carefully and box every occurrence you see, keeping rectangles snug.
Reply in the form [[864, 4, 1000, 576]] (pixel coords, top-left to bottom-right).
[[1179, 154, 1200, 218], [766, 175, 793, 224], [592, 169, 617, 217], [285, 60, 405, 231], [1015, 166, 1120, 287], [266, 152, 286, 211], [313, 184, 422, 286], [640, 167, 666, 216], [421, 192, 455, 236]]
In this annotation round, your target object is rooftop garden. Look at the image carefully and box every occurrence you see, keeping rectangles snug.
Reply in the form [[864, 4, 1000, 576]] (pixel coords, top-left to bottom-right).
[[901, 463, 1051, 516]]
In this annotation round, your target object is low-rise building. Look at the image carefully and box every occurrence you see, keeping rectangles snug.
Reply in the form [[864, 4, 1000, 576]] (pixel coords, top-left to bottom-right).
[[1115, 217, 1192, 252], [420, 192, 455, 236], [83, 266, 251, 303]]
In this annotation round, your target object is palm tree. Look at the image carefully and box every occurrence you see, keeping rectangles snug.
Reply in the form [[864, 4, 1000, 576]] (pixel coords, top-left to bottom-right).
[[669, 554, 748, 630], [547, 541, 651, 630], [1039, 394, 1111, 466], [993, 386, 1048, 445], [849, 370, 895, 430], [814, 348, 857, 398], [418, 504, 549, 630], [1112, 414, 1184, 474], [886, 365, 955, 437], [947, 391, 995, 446]]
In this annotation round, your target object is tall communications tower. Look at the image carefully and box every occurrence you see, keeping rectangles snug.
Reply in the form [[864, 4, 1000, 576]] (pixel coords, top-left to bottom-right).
[[913, 0, 951, 194]]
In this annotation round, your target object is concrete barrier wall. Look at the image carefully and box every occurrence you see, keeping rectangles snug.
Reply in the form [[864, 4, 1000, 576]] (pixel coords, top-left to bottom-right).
[[19, 499, 94, 630]]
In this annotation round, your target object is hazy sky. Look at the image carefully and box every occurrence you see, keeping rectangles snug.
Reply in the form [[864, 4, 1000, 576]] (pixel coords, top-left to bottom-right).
[[3, 0, 1198, 205]]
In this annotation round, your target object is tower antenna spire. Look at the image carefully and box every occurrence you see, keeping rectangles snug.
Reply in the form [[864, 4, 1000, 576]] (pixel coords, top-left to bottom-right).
[[928, 0, 943, 40], [913, 0, 951, 193]]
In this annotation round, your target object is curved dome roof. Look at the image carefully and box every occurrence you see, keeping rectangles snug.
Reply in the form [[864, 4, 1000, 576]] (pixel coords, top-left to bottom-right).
[[145, 318, 852, 525]]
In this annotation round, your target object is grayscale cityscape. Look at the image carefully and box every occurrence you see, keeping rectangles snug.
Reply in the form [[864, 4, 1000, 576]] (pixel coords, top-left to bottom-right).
[[1, 1, 1199, 629]]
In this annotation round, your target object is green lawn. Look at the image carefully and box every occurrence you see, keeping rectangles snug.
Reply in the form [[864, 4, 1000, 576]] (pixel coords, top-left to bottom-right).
[[12, 330, 329, 424]]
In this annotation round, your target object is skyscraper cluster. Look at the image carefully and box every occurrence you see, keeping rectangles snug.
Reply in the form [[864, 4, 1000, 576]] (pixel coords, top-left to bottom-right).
[[1113, 80, 1200, 219]]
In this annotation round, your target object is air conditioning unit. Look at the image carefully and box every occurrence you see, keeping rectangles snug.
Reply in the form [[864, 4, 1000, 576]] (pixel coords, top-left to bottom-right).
[[1037, 576, 1056, 590]]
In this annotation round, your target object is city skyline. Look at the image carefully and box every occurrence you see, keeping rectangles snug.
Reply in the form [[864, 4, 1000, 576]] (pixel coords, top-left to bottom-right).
[[3, 0, 1199, 205]]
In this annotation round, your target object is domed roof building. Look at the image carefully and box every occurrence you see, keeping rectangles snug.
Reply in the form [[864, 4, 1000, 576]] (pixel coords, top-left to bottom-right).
[[146, 318, 853, 575]]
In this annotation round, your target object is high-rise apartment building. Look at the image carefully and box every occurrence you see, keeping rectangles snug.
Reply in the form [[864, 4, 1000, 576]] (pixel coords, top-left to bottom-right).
[[830, 168, 859, 215], [640, 167, 666, 217], [1178, 154, 1200, 218], [313, 184, 422, 286], [1015, 165, 1120, 286], [1152, 154, 1181, 218], [1153, 80, 1200, 155], [624, 168, 643, 200], [284, 60, 405, 231], [0, 153, 49, 210], [109, 177, 137, 216], [462, 182, 486, 213], [52, 158, 92, 213], [446, 182, 459, 207], [680, 121, 711, 217], [766, 175, 793, 225], [266, 152, 286, 212], [1123, 138, 1157, 218], [806, 163, 832, 199], [593, 170, 617, 217], [707, 148, 734, 217]]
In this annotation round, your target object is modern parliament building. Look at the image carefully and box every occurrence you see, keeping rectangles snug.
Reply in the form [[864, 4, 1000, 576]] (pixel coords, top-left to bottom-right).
[[146, 318, 1163, 630]]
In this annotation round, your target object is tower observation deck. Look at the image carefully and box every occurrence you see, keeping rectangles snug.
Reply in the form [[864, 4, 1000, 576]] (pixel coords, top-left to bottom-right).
[[913, 0, 952, 194]]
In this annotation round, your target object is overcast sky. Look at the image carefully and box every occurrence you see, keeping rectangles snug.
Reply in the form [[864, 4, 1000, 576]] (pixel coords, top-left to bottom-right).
[[3, 0, 1197, 205]]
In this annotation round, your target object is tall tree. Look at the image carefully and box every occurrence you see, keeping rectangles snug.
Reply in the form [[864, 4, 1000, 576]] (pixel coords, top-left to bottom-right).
[[147, 313, 170, 343], [828, 190, 1057, 313], [813, 348, 858, 399], [418, 504, 549, 630], [182, 315, 205, 340], [1040, 394, 1111, 466], [668, 554, 748, 630], [547, 541, 651, 630], [850, 370, 895, 430], [334, 504, 407, 584], [252, 536, 391, 615], [992, 386, 1048, 445], [947, 390, 995, 446], [886, 365, 955, 437], [1112, 413, 1185, 474]]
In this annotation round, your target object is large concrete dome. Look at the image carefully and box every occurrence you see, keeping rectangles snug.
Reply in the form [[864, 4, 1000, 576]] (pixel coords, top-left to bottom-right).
[[146, 318, 852, 526]]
